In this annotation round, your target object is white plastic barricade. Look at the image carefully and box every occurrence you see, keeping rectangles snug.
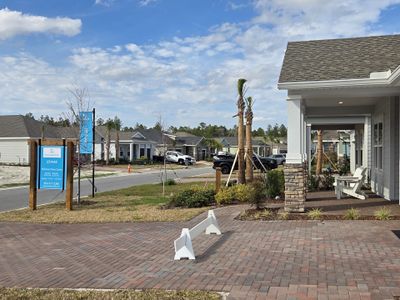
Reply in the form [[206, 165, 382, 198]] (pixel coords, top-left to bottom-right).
[[174, 210, 222, 260]]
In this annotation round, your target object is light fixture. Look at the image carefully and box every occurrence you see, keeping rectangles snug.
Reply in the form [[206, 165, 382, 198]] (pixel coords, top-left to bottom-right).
[[338, 101, 344, 105]]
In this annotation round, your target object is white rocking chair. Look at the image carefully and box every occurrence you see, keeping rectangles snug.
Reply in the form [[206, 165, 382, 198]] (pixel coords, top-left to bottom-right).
[[334, 167, 367, 200]]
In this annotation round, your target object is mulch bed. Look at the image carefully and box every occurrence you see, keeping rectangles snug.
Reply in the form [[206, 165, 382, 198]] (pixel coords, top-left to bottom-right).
[[237, 208, 400, 221]]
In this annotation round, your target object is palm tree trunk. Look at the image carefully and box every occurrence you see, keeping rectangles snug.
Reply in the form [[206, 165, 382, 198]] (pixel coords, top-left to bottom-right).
[[106, 132, 111, 165], [245, 119, 253, 182], [237, 79, 247, 184], [115, 131, 120, 163], [316, 130, 323, 175], [238, 108, 246, 184]]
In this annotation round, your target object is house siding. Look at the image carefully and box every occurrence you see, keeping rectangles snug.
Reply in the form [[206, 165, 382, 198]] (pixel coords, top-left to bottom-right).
[[370, 97, 398, 200], [0, 139, 29, 165]]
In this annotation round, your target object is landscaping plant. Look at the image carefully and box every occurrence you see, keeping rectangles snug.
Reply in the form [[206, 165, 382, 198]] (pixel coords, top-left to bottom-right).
[[307, 208, 323, 220], [168, 187, 215, 208], [248, 179, 266, 209], [234, 184, 256, 203], [278, 211, 289, 220], [245, 96, 254, 182], [344, 208, 360, 220], [165, 179, 176, 186], [215, 187, 236, 205], [374, 207, 392, 220], [265, 169, 284, 198]]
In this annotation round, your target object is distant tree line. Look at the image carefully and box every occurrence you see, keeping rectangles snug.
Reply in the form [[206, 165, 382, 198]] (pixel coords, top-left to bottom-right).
[[24, 113, 287, 139]]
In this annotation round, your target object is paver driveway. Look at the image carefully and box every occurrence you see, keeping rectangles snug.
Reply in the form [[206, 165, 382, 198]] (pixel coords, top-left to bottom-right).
[[1, 206, 400, 299]]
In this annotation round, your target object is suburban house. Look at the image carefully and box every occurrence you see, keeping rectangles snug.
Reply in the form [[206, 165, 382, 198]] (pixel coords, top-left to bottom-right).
[[95, 128, 211, 162], [0, 115, 77, 165], [217, 137, 271, 157], [170, 132, 210, 161], [278, 34, 400, 211], [95, 127, 158, 161], [311, 130, 351, 161]]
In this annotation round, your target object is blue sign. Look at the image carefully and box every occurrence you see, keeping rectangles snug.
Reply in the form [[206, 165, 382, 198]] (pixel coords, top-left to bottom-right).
[[80, 111, 93, 154], [37, 146, 67, 190]]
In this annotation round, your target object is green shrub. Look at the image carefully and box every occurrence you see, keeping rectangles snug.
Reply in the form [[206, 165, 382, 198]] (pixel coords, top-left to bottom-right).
[[234, 184, 255, 202], [307, 175, 320, 192], [168, 187, 215, 208], [307, 208, 322, 220], [374, 207, 392, 220], [248, 179, 266, 209], [344, 208, 360, 220], [165, 179, 176, 186], [265, 169, 284, 198], [320, 171, 335, 190], [215, 187, 236, 205]]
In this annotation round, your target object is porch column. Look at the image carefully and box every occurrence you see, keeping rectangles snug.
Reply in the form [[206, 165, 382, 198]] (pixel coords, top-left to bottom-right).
[[136, 145, 140, 159], [286, 96, 304, 163], [350, 131, 356, 174], [129, 143, 134, 162], [363, 116, 371, 172], [284, 95, 306, 212], [306, 124, 312, 174]]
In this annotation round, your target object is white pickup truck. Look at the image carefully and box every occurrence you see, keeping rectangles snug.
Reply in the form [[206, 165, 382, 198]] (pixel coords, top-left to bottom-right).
[[165, 151, 196, 165]]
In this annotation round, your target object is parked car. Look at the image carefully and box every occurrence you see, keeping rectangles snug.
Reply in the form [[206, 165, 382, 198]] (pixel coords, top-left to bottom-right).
[[268, 154, 286, 165], [212, 153, 277, 174], [165, 151, 196, 165]]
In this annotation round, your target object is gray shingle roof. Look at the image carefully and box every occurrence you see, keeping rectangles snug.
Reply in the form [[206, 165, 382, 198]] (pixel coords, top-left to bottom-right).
[[0, 115, 76, 139], [219, 137, 269, 147], [175, 136, 203, 146], [279, 34, 400, 83]]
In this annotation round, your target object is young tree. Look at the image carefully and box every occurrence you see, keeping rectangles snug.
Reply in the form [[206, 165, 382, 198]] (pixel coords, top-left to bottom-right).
[[236, 78, 247, 184], [316, 130, 323, 175], [245, 96, 254, 182], [105, 118, 114, 165], [113, 116, 122, 163]]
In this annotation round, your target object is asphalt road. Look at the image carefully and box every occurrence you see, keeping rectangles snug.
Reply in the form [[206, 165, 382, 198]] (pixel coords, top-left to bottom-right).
[[0, 166, 212, 212]]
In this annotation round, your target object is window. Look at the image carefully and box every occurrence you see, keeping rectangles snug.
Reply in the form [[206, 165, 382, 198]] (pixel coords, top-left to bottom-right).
[[374, 121, 383, 170]]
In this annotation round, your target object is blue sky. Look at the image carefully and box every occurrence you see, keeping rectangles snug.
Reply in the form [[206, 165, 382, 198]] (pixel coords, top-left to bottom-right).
[[1, 0, 400, 129]]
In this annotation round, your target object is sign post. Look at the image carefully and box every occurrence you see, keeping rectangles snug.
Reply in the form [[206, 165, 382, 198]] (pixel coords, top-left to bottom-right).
[[29, 139, 74, 211], [66, 141, 74, 210], [29, 140, 38, 210]]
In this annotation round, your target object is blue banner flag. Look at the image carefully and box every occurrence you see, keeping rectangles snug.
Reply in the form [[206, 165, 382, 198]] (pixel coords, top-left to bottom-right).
[[80, 111, 93, 154], [37, 146, 67, 190]]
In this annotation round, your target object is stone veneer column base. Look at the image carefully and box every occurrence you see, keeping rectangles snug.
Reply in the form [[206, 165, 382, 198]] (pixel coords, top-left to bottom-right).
[[284, 163, 306, 212]]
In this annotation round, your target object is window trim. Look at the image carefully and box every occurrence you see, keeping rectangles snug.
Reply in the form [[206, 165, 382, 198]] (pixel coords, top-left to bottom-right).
[[373, 116, 384, 171]]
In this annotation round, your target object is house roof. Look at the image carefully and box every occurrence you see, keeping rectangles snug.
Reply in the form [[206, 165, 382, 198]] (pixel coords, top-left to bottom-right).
[[175, 136, 203, 146], [279, 34, 400, 83], [218, 136, 270, 147], [0, 115, 76, 139]]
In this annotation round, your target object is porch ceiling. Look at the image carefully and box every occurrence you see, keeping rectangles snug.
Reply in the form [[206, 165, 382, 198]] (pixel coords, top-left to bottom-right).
[[290, 85, 400, 107]]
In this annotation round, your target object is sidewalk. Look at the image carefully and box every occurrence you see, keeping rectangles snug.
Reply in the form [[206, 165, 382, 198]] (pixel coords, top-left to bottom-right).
[[1, 206, 400, 299]]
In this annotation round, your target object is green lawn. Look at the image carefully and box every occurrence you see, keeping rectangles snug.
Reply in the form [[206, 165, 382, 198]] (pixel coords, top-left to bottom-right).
[[0, 182, 215, 223]]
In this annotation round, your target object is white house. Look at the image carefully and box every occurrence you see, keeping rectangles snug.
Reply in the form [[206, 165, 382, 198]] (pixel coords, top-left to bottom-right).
[[95, 127, 158, 161], [0, 115, 76, 165], [278, 34, 400, 211]]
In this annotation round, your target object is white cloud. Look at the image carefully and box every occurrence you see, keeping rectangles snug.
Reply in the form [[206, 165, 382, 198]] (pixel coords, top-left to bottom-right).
[[0, 8, 81, 40], [1, 1, 400, 128], [95, 0, 115, 6], [139, 0, 157, 7]]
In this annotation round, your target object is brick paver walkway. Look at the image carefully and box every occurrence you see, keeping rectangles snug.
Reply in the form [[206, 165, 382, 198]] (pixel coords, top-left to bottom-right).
[[1, 206, 400, 299]]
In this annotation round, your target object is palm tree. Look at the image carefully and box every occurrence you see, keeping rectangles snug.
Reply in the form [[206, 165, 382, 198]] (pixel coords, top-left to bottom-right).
[[316, 130, 323, 175], [113, 116, 122, 163], [105, 118, 114, 165], [236, 79, 247, 184], [245, 96, 254, 182]]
